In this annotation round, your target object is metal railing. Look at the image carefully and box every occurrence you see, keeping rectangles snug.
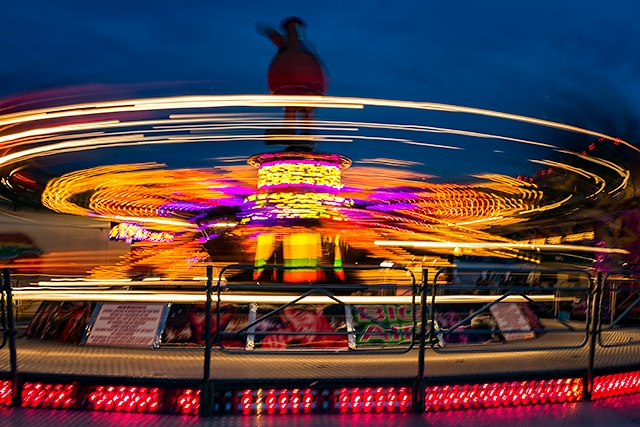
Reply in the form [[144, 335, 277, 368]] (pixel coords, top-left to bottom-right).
[[2, 264, 640, 413], [208, 263, 418, 354], [428, 267, 593, 352], [598, 270, 640, 348]]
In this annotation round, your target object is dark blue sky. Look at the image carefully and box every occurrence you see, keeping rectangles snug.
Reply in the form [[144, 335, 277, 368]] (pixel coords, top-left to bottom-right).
[[2, 0, 640, 180]]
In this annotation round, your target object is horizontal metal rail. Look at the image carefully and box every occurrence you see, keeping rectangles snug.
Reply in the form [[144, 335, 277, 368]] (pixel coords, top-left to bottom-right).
[[214, 264, 418, 354], [598, 271, 640, 348], [2, 265, 640, 413], [430, 266, 593, 353]]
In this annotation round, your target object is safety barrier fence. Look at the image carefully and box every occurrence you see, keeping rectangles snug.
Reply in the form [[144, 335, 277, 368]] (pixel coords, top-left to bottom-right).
[[0, 265, 639, 415]]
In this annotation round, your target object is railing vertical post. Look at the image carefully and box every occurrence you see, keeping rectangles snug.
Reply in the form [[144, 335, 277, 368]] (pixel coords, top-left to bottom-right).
[[200, 265, 214, 416], [413, 268, 428, 412], [2, 268, 19, 406], [586, 270, 602, 400]]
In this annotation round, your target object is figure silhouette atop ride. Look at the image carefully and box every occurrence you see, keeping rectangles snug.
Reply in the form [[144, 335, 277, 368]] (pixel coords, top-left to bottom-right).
[[258, 16, 329, 141]]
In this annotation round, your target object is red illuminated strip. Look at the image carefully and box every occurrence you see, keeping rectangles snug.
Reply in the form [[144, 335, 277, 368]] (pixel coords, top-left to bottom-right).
[[9, 375, 640, 415], [0, 380, 12, 406], [339, 387, 411, 413], [233, 387, 411, 414], [87, 385, 163, 412], [425, 379, 583, 411], [238, 388, 315, 414], [21, 382, 76, 409], [592, 371, 640, 399]]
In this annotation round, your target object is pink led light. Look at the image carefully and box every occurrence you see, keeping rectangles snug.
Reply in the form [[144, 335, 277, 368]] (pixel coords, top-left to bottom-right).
[[398, 387, 410, 412], [241, 389, 252, 414], [291, 388, 301, 413], [339, 388, 349, 413], [302, 389, 314, 412], [266, 389, 277, 414], [386, 387, 397, 411], [375, 387, 386, 412], [175, 388, 200, 415], [363, 388, 374, 413], [351, 388, 362, 413], [278, 389, 289, 413]]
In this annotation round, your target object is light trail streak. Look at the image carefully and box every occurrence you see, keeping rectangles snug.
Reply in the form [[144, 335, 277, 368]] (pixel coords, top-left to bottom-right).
[[0, 94, 631, 171], [158, 117, 557, 149], [0, 94, 624, 151], [13, 288, 565, 305], [530, 159, 606, 199], [556, 149, 630, 195], [374, 240, 629, 254], [518, 195, 574, 214], [1, 92, 631, 278]]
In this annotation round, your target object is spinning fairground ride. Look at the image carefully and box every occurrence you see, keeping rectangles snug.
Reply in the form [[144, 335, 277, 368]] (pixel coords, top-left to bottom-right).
[[0, 93, 633, 283], [0, 90, 636, 352]]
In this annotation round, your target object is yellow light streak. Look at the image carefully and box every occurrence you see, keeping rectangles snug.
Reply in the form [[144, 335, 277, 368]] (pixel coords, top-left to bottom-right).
[[12, 288, 565, 305], [374, 240, 629, 254], [455, 216, 504, 226], [556, 149, 630, 195], [518, 195, 573, 214], [0, 94, 631, 172], [107, 215, 197, 229]]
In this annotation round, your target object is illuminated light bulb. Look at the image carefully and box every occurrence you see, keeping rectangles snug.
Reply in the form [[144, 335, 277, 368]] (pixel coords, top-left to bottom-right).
[[338, 388, 349, 413], [241, 389, 252, 414], [386, 387, 397, 412], [278, 389, 289, 413], [350, 388, 362, 413], [302, 389, 313, 413], [266, 389, 277, 414], [291, 389, 301, 413], [398, 387, 410, 412]]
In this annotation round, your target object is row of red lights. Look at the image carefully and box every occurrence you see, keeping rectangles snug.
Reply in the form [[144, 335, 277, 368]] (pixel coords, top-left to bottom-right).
[[424, 378, 583, 411], [229, 387, 411, 414], [246, 388, 314, 414], [9, 382, 199, 414], [580, 136, 620, 156], [337, 387, 411, 413], [22, 382, 76, 409], [592, 370, 640, 399], [3, 373, 640, 415], [87, 386, 163, 413]]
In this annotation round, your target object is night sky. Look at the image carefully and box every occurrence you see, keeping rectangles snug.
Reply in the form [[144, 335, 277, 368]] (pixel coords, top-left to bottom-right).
[[2, 0, 640, 180]]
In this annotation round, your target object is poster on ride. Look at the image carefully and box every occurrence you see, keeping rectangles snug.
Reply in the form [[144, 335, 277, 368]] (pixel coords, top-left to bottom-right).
[[160, 302, 249, 348], [432, 304, 499, 345], [247, 303, 348, 350], [25, 300, 94, 344], [82, 302, 169, 348], [349, 304, 419, 348], [489, 303, 537, 341]]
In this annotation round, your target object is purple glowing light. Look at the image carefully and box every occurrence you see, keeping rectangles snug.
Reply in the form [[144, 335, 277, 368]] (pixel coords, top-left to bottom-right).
[[367, 191, 420, 201], [366, 203, 418, 212]]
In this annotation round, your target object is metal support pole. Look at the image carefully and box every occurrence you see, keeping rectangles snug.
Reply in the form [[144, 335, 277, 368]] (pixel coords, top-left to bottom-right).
[[3, 268, 19, 406], [200, 265, 214, 416], [414, 268, 428, 412], [586, 271, 602, 400]]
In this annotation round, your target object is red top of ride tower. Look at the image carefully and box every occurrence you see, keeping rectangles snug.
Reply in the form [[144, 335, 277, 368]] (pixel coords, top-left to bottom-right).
[[260, 16, 329, 96]]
